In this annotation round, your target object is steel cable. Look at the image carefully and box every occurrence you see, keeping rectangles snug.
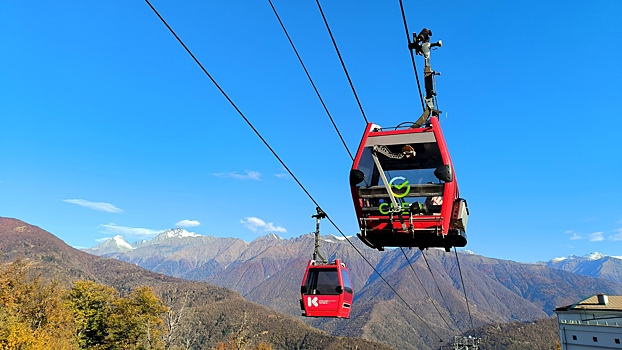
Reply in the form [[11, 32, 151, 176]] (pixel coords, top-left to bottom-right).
[[144, 0, 444, 342], [398, 0, 425, 111], [400, 248, 459, 333], [267, 0, 354, 161], [454, 247, 475, 333], [314, 0, 369, 125]]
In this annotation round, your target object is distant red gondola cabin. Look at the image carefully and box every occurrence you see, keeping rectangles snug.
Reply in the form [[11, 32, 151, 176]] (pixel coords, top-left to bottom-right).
[[300, 259, 353, 318], [350, 117, 469, 251]]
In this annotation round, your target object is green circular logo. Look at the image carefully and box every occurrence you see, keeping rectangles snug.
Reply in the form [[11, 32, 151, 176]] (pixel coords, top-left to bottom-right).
[[389, 177, 410, 198]]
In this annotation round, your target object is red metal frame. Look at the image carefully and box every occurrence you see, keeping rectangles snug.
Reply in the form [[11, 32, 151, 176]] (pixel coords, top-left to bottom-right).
[[300, 259, 353, 318]]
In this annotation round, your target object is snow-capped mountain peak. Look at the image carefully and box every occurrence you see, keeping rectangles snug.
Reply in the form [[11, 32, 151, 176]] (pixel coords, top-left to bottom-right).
[[329, 234, 351, 241], [321, 234, 354, 243], [548, 252, 622, 264], [461, 249, 477, 255], [148, 228, 201, 244], [254, 233, 284, 242], [132, 239, 148, 249], [584, 252, 605, 260], [163, 228, 200, 238], [113, 235, 133, 250], [85, 235, 134, 255]]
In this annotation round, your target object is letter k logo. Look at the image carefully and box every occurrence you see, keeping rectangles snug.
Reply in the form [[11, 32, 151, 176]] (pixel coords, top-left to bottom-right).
[[307, 296, 319, 307]]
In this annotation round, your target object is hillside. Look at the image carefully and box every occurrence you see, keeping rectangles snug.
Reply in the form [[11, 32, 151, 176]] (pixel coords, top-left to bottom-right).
[[87, 228, 622, 349], [0, 217, 393, 350], [476, 317, 559, 350], [308, 248, 619, 349], [440, 317, 559, 350]]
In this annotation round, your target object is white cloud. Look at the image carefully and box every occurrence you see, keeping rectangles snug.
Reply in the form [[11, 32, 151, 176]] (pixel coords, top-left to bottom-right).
[[275, 173, 290, 179], [95, 237, 111, 243], [63, 199, 123, 213], [241, 217, 266, 232], [565, 230, 582, 240], [213, 170, 261, 181], [265, 222, 286, 232], [99, 223, 162, 237], [589, 232, 604, 242], [609, 229, 622, 241], [240, 217, 286, 233], [176, 219, 200, 227]]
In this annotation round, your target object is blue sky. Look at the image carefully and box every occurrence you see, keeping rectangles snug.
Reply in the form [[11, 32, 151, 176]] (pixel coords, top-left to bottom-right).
[[1, 1, 621, 263]]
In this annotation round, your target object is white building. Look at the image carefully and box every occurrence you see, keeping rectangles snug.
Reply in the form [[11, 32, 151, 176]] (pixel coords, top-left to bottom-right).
[[555, 294, 622, 349]]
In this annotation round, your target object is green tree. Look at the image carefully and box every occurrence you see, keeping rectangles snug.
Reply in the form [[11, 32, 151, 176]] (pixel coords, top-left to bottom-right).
[[69, 280, 117, 349], [107, 286, 168, 350], [69, 281, 168, 350]]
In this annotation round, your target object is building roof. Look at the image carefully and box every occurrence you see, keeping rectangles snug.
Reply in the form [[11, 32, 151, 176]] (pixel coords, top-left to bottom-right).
[[555, 295, 622, 312]]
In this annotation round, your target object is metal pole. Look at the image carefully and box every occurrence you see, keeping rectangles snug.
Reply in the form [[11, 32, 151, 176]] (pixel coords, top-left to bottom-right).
[[408, 28, 443, 127], [312, 207, 327, 263]]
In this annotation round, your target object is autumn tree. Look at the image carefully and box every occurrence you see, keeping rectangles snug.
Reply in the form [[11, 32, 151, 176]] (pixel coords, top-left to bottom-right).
[[106, 286, 168, 349], [0, 260, 78, 350], [160, 288, 192, 350], [212, 311, 273, 350], [69, 281, 168, 350], [68, 280, 117, 349], [212, 341, 273, 350], [0, 260, 173, 350]]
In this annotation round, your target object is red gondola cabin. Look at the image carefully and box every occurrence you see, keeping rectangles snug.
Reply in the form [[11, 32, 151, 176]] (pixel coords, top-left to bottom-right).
[[350, 117, 468, 251], [300, 259, 353, 318]]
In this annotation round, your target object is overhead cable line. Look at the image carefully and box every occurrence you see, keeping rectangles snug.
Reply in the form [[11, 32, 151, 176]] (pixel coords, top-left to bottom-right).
[[396, 0, 464, 336], [314, 0, 369, 125], [398, 0, 425, 111], [420, 250, 465, 334], [144, 0, 443, 342], [454, 247, 475, 333], [421, 250, 455, 324], [267, 0, 353, 161], [397, 0, 471, 337], [400, 248, 458, 333]]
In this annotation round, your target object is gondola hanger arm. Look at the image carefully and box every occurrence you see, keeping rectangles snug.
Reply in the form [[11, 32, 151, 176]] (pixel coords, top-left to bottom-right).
[[371, 147, 408, 231]]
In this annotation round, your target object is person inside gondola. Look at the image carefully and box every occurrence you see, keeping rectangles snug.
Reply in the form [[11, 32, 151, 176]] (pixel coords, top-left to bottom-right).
[[424, 194, 443, 213], [424, 180, 443, 214], [402, 145, 415, 158], [410, 185, 443, 215], [410, 198, 441, 215]]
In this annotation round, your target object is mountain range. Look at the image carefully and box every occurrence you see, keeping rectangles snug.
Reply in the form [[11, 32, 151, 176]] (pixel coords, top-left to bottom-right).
[[85, 228, 622, 350], [0, 217, 392, 350], [543, 252, 622, 284]]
